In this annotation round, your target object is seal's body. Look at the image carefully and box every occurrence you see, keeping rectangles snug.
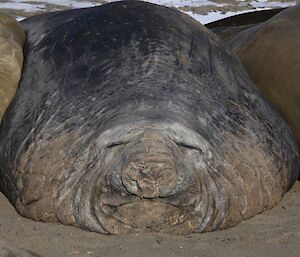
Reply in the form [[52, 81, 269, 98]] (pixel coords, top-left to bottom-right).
[[209, 5, 300, 154], [0, 13, 25, 122], [0, 1, 298, 234]]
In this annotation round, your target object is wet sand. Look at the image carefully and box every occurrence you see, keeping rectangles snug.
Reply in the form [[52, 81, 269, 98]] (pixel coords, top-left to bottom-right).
[[1, 182, 299, 257]]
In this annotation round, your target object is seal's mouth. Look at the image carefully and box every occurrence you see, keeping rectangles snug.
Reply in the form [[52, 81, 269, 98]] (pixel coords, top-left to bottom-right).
[[94, 190, 200, 234]]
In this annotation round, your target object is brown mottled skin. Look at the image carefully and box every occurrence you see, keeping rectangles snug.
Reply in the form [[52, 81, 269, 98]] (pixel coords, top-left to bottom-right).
[[0, 13, 25, 122]]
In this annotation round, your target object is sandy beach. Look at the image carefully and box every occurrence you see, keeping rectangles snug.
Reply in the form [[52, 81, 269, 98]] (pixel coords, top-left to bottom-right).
[[1, 182, 299, 257]]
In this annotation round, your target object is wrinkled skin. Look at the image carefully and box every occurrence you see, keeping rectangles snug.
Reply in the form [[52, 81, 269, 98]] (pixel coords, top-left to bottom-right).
[[0, 13, 25, 122], [0, 1, 299, 235], [209, 5, 300, 166]]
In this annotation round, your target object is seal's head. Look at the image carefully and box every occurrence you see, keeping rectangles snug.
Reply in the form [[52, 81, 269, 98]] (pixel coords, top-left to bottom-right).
[[84, 122, 209, 234]]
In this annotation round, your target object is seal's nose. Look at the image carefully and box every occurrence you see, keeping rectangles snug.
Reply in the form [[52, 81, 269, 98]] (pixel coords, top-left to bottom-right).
[[121, 130, 180, 198]]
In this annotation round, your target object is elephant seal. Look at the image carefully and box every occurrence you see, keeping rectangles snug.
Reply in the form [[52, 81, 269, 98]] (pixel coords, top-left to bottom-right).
[[0, 13, 25, 122], [0, 1, 298, 235], [210, 5, 300, 155]]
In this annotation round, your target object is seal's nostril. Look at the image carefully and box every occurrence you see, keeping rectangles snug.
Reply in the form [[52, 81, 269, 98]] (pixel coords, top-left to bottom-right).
[[122, 162, 153, 197], [122, 161, 178, 198]]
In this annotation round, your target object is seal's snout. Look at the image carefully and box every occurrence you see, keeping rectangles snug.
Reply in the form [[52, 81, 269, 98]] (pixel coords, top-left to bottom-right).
[[122, 159, 178, 198], [121, 130, 180, 198]]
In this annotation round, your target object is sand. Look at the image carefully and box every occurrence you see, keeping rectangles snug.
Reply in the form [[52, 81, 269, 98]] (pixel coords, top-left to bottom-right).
[[0, 182, 299, 257]]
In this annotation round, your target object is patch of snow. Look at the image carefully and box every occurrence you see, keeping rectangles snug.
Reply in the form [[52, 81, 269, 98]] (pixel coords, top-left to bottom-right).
[[16, 16, 26, 21], [0, 0, 98, 13], [107, 0, 228, 7], [145, 0, 228, 7], [250, 0, 297, 8], [27, 0, 97, 8], [0, 2, 45, 12]]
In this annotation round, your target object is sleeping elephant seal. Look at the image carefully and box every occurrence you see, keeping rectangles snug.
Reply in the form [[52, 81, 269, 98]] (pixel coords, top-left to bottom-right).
[[209, 5, 300, 154], [0, 13, 25, 122], [0, 1, 299, 234]]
